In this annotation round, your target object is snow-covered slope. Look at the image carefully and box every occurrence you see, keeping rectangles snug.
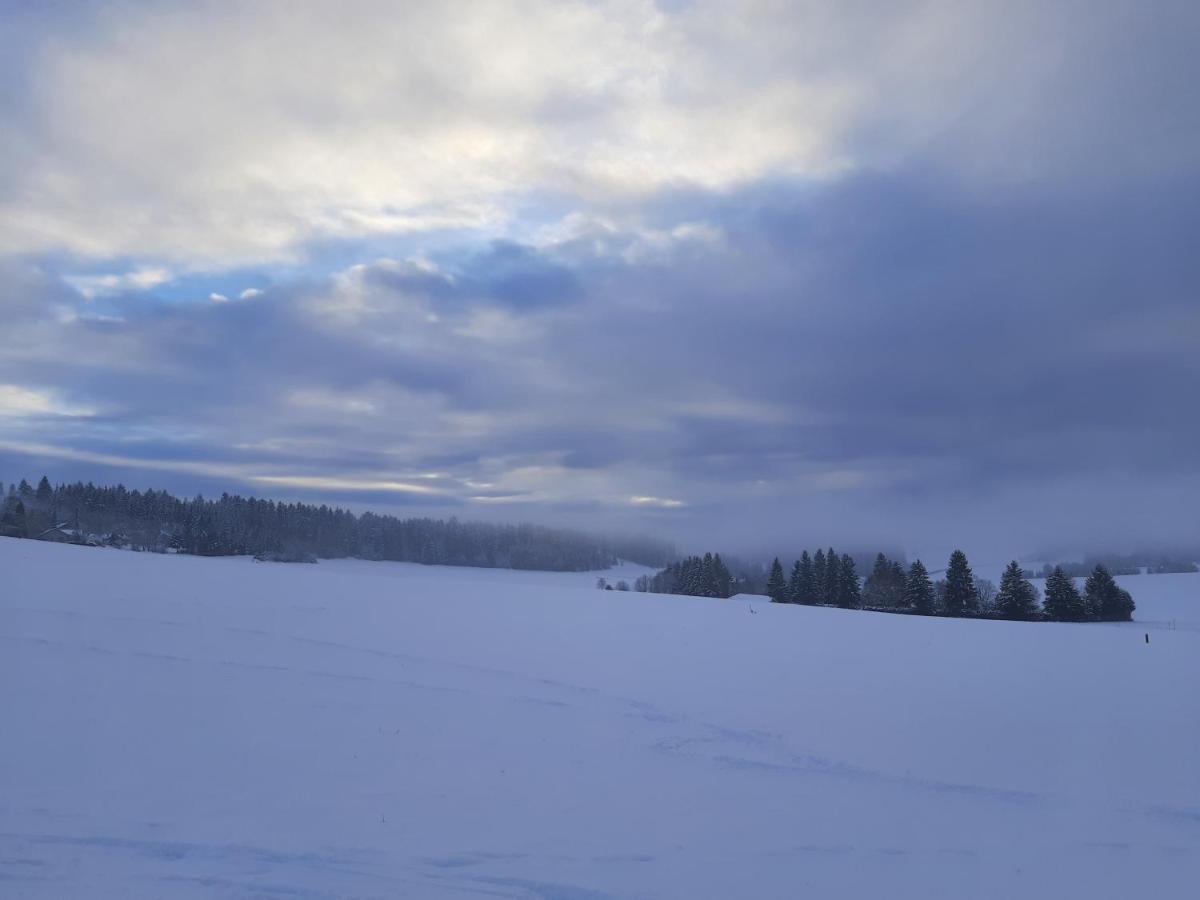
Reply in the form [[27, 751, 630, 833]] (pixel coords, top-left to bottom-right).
[[2, 539, 1197, 899]]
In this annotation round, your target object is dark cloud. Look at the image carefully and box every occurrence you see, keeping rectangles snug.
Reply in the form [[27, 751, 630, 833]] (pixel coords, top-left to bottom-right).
[[460, 241, 583, 308], [3, 2, 1199, 557], [3, 162, 1198, 556]]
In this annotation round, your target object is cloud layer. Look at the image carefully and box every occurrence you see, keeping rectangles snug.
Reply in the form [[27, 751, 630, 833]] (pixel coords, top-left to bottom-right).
[[2, 1, 1198, 556]]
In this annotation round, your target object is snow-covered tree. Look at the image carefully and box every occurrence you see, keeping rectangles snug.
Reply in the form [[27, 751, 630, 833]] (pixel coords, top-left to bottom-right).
[[837, 553, 861, 609], [996, 561, 1039, 620], [905, 560, 936, 615], [766, 557, 788, 603]]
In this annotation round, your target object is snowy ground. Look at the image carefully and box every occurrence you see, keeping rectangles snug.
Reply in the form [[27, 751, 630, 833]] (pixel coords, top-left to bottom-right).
[[2, 539, 1198, 899]]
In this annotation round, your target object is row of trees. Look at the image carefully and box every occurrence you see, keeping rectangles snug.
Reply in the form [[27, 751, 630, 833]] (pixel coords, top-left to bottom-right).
[[1037, 555, 1197, 578], [638, 553, 736, 598], [0, 477, 676, 572], [765, 548, 863, 608], [660, 547, 1136, 622]]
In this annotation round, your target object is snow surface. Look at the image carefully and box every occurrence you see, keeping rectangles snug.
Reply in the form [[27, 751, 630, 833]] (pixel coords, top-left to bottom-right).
[[2, 538, 1198, 899]]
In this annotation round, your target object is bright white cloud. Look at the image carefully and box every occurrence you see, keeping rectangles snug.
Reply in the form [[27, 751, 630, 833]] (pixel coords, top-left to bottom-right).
[[0, 385, 94, 418], [62, 266, 172, 299], [0, 1, 869, 269], [630, 495, 686, 509], [250, 475, 442, 495], [3, 1, 1193, 275]]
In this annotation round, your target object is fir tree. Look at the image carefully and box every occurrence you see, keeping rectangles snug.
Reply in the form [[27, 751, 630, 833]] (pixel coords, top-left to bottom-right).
[[795, 550, 817, 604], [712, 553, 732, 598], [905, 560, 936, 615], [996, 561, 1039, 620], [942, 549, 978, 617], [837, 553, 861, 609], [35, 476, 53, 504], [765, 557, 788, 603], [1, 499, 27, 537], [822, 546, 839, 604], [1084, 565, 1135, 621], [1043, 565, 1086, 622], [812, 549, 826, 602], [788, 559, 803, 603], [702, 552, 716, 597], [864, 553, 905, 608]]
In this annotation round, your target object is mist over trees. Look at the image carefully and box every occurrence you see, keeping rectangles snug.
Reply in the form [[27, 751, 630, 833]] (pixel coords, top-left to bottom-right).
[[1, 475, 1146, 623], [1036, 554, 1197, 577], [0, 477, 675, 572], [637, 553, 734, 598]]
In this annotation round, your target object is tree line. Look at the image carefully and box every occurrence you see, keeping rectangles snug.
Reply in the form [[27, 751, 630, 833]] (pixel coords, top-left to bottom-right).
[[1036, 555, 1197, 578], [635, 553, 736, 598], [0, 476, 676, 572], [649, 547, 1135, 622]]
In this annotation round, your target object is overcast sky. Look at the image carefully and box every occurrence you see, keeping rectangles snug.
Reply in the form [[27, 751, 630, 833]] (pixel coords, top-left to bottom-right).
[[2, 1, 1198, 557]]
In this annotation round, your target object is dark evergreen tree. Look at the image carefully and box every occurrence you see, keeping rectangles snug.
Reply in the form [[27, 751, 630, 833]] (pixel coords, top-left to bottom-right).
[[766, 557, 788, 603], [942, 549, 978, 617], [822, 546, 839, 604], [837, 553, 861, 609], [812, 549, 826, 601], [1084, 565, 1135, 621], [701, 552, 717, 597], [35, 476, 53, 504], [712, 553, 732, 598], [864, 553, 905, 608], [905, 560, 936, 615], [795, 550, 817, 604], [996, 561, 1039, 620], [788, 559, 803, 603], [1043, 565, 1086, 622], [0, 499, 27, 537]]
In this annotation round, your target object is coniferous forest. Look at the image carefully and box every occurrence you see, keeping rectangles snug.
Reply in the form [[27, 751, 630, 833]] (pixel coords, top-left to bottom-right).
[[0, 476, 675, 571], [1, 475, 1139, 621], [642, 547, 1136, 623]]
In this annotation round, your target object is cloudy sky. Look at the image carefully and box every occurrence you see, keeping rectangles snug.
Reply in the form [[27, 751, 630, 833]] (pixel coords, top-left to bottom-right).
[[2, 0, 1198, 556]]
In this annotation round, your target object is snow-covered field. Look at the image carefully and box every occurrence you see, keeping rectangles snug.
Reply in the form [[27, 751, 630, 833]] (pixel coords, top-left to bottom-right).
[[2, 539, 1198, 899]]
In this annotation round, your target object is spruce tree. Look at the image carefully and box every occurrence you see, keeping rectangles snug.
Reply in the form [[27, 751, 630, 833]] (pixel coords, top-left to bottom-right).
[[813, 549, 826, 601], [766, 557, 788, 603], [837, 553, 861, 609], [1084, 565, 1135, 621], [712, 553, 732, 598], [864, 553, 904, 608], [996, 561, 1038, 620], [1043, 565, 1086, 622], [36, 476, 53, 504], [905, 560, 936, 615], [796, 550, 816, 605], [702, 552, 716, 597], [788, 559, 803, 603], [822, 547, 839, 604], [942, 550, 978, 617]]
